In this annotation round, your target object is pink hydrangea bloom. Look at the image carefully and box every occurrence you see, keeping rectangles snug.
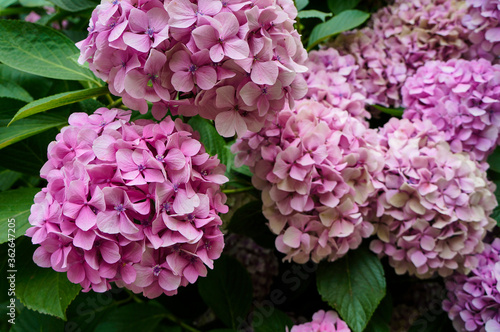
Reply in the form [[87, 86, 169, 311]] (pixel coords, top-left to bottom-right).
[[402, 58, 500, 162], [463, 0, 500, 63], [288, 310, 350, 332], [303, 48, 370, 122], [370, 118, 497, 278], [232, 99, 384, 263], [333, 0, 468, 107], [26, 107, 228, 297], [443, 239, 500, 332], [77, 0, 307, 137]]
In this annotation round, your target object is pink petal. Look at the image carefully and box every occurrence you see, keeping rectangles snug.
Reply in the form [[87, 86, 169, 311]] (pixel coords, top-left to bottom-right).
[[123, 32, 151, 53], [251, 61, 278, 85], [158, 270, 181, 291], [194, 66, 217, 90], [215, 110, 247, 137]]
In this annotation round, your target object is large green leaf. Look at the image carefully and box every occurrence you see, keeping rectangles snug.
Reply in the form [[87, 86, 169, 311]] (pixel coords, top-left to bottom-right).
[[307, 10, 370, 50], [9, 86, 109, 124], [94, 302, 168, 332], [49, 0, 96, 12], [198, 255, 253, 329], [188, 116, 233, 174], [491, 180, 500, 227], [0, 20, 97, 82], [0, 187, 40, 244], [253, 308, 293, 332], [0, 168, 21, 191], [0, 64, 54, 100], [316, 247, 386, 332], [0, 0, 18, 9], [295, 0, 308, 11], [364, 294, 392, 332], [371, 104, 405, 117], [487, 147, 500, 173], [0, 114, 67, 149], [16, 238, 82, 320], [297, 10, 332, 22], [10, 308, 64, 332], [19, 0, 52, 7], [0, 80, 33, 103], [327, 0, 360, 15]]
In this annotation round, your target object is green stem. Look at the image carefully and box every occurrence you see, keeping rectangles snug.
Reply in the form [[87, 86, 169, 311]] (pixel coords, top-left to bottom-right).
[[222, 186, 254, 194], [108, 97, 123, 109], [164, 312, 202, 332], [105, 93, 114, 105]]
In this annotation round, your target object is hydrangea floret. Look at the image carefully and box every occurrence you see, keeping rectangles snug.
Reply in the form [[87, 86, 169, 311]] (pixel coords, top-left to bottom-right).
[[232, 99, 384, 263], [443, 239, 500, 332], [402, 58, 500, 162], [26, 107, 228, 298], [77, 0, 308, 137], [288, 310, 351, 332], [370, 118, 497, 278]]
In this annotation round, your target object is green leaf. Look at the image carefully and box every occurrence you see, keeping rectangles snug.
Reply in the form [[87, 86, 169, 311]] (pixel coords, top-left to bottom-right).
[[0, 114, 67, 149], [16, 237, 82, 319], [364, 294, 392, 332], [487, 147, 500, 173], [295, 0, 308, 11], [9, 86, 109, 124], [316, 247, 386, 332], [0, 20, 97, 82], [188, 116, 232, 173], [491, 180, 500, 227], [198, 255, 253, 329], [48, 0, 96, 12], [327, 0, 360, 15], [253, 309, 293, 332], [0, 187, 40, 244], [0, 64, 54, 100], [226, 201, 276, 249], [0, 80, 33, 103], [94, 302, 168, 332], [10, 308, 64, 332], [297, 9, 332, 22], [0, 0, 18, 9], [307, 10, 370, 50], [19, 0, 51, 6], [371, 104, 405, 117], [0, 168, 21, 191]]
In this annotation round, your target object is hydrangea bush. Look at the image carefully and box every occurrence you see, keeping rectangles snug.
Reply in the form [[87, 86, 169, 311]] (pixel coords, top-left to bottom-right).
[[0, 0, 499, 331]]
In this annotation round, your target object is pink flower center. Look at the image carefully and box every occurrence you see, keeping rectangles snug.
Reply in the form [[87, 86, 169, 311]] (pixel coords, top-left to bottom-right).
[[138, 164, 146, 172], [114, 204, 125, 213], [152, 265, 161, 276]]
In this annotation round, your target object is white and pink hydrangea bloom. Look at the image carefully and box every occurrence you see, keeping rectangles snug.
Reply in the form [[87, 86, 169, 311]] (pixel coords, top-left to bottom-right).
[[26, 107, 228, 298], [232, 99, 384, 263], [463, 0, 500, 63], [443, 239, 500, 332], [76, 0, 308, 137], [333, 0, 469, 107], [402, 59, 500, 163], [370, 118, 497, 279], [288, 310, 351, 332]]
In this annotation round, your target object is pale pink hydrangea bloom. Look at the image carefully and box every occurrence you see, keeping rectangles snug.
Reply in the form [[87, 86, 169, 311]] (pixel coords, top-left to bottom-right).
[[443, 239, 500, 332], [370, 118, 497, 278], [232, 99, 384, 263], [288, 310, 350, 332], [76, 0, 307, 137], [334, 0, 468, 107], [463, 0, 500, 63], [402, 58, 500, 162], [26, 107, 228, 297], [303, 48, 370, 122]]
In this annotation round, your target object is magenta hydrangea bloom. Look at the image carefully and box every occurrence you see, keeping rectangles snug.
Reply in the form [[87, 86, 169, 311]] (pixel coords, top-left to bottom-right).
[[76, 0, 307, 137], [463, 0, 500, 63], [402, 58, 500, 162], [232, 99, 384, 263], [370, 118, 497, 278], [303, 48, 369, 122], [334, 0, 468, 107], [288, 310, 350, 332], [443, 239, 500, 332], [25, 107, 228, 297]]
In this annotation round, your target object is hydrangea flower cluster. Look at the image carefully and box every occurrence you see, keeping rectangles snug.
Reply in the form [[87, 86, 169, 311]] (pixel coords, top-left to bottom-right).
[[402, 58, 500, 162], [288, 310, 350, 332], [302, 48, 369, 122], [333, 0, 468, 107], [370, 118, 497, 278], [225, 234, 279, 300], [232, 99, 384, 263], [77, 0, 308, 137], [25, 107, 228, 298], [463, 0, 500, 63], [443, 239, 500, 332]]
